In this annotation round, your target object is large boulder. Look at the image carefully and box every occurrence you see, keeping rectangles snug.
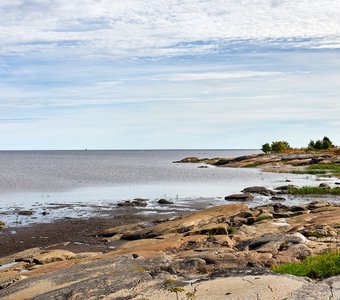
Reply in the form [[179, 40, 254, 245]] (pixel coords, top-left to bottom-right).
[[225, 193, 254, 201], [242, 186, 276, 196], [117, 198, 148, 207]]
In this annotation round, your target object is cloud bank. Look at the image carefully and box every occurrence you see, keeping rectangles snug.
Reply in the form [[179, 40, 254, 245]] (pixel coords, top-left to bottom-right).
[[1, 0, 340, 57]]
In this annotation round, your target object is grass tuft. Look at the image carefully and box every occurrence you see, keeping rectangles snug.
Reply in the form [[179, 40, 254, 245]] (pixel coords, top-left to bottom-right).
[[272, 250, 340, 279], [288, 186, 340, 195]]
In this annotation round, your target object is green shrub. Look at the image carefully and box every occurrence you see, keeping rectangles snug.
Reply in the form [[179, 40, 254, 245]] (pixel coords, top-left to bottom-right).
[[272, 251, 340, 279]]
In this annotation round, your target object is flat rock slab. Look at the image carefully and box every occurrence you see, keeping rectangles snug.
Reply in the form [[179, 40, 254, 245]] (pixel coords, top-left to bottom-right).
[[143, 275, 339, 300]]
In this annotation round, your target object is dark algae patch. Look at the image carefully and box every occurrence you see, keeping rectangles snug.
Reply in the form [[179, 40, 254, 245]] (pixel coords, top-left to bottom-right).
[[272, 251, 340, 279]]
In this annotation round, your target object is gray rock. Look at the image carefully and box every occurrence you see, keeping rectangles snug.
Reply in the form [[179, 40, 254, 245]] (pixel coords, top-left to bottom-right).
[[158, 199, 174, 205], [319, 183, 331, 188], [237, 233, 305, 250], [242, 186, 276, 196], [225, 193, 254, 201], [271, 196, 286, 201], [17, 210, 33, 216], [275, 185, 299, 191], [117, 199, 148, 207]]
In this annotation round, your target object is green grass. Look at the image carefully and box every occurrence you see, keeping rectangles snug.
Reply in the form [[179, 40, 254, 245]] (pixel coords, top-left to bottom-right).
[[272, 251, 340, 279], [291, 163, 340, 177], [242, 162, 263, 168], [256, 214, 270, 222], [288, 186, 340, 195]]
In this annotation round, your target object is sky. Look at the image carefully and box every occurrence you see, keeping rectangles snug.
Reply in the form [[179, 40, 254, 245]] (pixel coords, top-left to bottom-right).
[[1, 0, 340, 150]]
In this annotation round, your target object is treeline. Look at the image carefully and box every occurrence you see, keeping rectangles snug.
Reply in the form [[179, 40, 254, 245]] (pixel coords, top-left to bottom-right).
[[261, 137, 336, 154]]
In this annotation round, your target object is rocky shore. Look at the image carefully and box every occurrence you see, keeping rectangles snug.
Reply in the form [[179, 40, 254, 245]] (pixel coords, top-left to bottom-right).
[[175, 151, 340, 175], [0, 195, 339, 299]]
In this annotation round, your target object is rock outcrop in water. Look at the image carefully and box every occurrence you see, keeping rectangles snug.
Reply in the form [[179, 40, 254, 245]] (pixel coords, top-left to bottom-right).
[[175, 152, 340, 175], [0, 202, 339, 299]]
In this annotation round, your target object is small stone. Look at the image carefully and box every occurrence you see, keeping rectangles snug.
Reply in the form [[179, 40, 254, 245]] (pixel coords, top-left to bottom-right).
[[319, 183, 331, 188], [271, 196, 286, 201], [17, 211, 33, 216]]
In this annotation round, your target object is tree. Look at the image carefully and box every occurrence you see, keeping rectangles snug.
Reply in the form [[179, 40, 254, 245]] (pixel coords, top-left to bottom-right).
[[308, 140, 315, 150], [271, 141, 291, 153], [261, 143, 271, 154], [322, 136, 333, 150]]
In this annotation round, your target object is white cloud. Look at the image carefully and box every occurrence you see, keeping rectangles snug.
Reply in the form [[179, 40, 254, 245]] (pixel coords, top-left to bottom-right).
[[157, 71, 285, 81], [1, 0, 340, 57]]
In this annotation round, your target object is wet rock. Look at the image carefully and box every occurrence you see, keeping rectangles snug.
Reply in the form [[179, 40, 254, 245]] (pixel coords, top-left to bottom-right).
[[17, 210, 33, 216], [319, 183, 331, 188], [271, 196, 286, 201], [117, 199, 148, 207], [225, 193, 254, 201], [0, 220, 5, 229], [241, 186, 276, 196], [213, 159, 233, 165], [41, 211, 49, 216], [197, 165, 208, 168], [290, 205, 307, 212], [158, 199, 174, 205]]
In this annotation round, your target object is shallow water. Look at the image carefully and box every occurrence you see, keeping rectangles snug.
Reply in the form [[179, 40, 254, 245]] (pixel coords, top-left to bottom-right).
[[0, 149, 338, 227]]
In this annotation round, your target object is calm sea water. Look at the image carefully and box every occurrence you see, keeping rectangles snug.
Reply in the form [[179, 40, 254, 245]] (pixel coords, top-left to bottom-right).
[[0, 149, 328, 227]]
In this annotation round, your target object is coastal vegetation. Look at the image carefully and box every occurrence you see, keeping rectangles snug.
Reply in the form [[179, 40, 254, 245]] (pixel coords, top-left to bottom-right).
[[261, 141, 291, 153], [287, 186, 340, 195], [272, 250, 340, 279], [290, 163, 340, 177], [262, 136, 337, 154]]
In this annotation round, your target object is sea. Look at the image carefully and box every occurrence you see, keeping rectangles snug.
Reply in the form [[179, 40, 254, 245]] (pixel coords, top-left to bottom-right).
[[0, 150, 334, 227]]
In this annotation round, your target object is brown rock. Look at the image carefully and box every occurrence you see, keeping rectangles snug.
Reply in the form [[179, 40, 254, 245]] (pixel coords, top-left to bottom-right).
[[17, 210, 33, 216], [33, 250, 77, 265], [121, 204, 248, 240], [0, 220, 5, 229]]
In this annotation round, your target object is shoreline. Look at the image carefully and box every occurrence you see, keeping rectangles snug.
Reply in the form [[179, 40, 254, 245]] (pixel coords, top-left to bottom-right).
[[0, 199, 339, 299], [0, 151, 339, 298]]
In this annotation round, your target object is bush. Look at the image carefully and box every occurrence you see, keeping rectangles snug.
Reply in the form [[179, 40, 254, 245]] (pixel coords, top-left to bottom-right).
[[271, 141, 291, 153], [272, 250, 340, 279]]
